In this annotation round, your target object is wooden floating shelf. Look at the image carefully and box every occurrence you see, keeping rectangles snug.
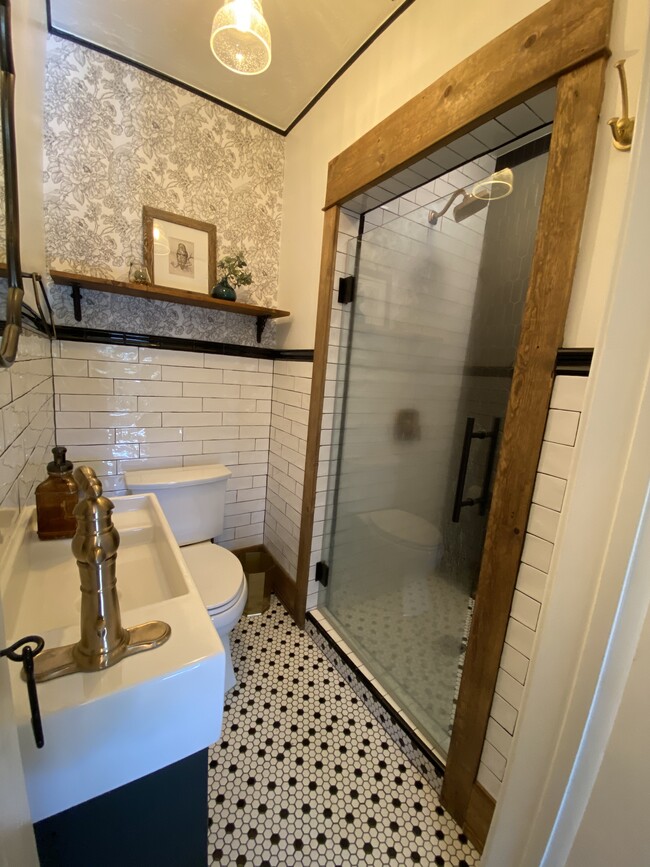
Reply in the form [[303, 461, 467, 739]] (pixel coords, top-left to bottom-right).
[[49, 270, 290, 343]]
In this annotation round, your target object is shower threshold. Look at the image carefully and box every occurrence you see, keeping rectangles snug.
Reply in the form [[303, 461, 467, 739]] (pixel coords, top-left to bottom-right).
[[306, 608, 447, 793]]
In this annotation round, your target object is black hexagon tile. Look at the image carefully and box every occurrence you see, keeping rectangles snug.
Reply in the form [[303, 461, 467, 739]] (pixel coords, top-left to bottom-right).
[[208, 598, 479, 866]]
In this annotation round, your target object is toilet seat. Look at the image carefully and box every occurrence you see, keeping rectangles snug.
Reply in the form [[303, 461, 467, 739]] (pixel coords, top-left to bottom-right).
[[181, 542, 245, 614]]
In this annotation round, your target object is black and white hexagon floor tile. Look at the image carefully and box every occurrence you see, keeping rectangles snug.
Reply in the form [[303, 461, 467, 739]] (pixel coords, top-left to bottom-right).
[[207, 598, 480, 866]]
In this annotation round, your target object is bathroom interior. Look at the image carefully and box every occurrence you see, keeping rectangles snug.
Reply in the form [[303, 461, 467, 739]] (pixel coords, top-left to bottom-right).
[[1, 1, 649, 866]]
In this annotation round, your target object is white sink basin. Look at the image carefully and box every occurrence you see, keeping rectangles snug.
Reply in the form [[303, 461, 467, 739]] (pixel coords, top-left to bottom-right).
[[0, 493, 224, 822], [4, 495, 189, 639]]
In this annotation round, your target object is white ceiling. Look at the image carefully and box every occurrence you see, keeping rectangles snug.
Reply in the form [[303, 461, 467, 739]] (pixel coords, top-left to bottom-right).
[[49, 0, 413, 133]]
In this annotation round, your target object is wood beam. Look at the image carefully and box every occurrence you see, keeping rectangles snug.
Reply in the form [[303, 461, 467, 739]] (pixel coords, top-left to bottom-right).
[[293, 206, 340, 627], [325, 0, 612, 208]]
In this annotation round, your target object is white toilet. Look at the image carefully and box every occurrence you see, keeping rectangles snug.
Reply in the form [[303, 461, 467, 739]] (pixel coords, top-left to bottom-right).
[[361, 508, 444, 578], [125, 464, 247, 692]]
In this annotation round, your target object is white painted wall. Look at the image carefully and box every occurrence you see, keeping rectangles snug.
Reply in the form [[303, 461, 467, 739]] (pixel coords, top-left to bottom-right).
[[564, 505, 650, 867], [278, 0, 650, 349]]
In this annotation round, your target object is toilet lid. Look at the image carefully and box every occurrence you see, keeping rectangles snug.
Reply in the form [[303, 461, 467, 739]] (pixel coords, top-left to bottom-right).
[[181, 542, 245, 613], [368, 509, 442, 550]]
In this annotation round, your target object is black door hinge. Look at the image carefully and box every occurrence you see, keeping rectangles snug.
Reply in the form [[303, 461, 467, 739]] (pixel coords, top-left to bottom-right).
[[338, 276, 355, 305], [315, 561, 329, 587]]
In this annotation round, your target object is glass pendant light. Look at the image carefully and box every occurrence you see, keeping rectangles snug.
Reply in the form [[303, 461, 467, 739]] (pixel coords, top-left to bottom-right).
[[210, 0, 271, 76]]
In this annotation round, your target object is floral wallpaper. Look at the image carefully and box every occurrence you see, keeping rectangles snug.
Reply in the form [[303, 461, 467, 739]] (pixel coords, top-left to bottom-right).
[[43, 36, 285, 346]]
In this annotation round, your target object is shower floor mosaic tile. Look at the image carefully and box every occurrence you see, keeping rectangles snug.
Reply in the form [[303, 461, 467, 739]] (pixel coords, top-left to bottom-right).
[[207, 598, 480, 866], [323, 564, 474, 754]]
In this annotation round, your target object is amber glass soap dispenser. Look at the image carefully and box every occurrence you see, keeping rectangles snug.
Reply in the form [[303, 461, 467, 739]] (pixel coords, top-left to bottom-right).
[[35, 446, 79, 540]]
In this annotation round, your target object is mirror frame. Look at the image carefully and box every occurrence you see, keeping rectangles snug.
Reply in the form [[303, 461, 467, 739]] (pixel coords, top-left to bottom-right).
[[0, 0, 24, 368], [290, 0, 613, 847]]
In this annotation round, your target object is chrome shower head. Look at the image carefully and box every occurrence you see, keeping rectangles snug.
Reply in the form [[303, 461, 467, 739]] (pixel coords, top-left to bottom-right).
[[427, 167, 514, 226], [471, 167, 513, 201]]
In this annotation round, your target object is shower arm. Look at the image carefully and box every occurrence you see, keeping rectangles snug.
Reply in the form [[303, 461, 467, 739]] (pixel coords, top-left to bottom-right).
[[428, 188, 469, 226]]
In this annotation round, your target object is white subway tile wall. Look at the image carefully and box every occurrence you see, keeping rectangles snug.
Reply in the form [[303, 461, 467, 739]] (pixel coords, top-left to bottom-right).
[[263, 361, 313, 579], [52, 340, 272, 550], [0, 332, 56, 540], [476, 374, 586, 800]]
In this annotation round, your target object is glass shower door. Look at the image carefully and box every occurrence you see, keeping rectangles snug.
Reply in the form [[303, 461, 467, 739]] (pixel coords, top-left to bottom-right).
[[321, 144, 549, 755]]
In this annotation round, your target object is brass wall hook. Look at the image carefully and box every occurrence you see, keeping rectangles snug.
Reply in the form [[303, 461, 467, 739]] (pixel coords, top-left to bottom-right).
[[608, 60, 635, 151]]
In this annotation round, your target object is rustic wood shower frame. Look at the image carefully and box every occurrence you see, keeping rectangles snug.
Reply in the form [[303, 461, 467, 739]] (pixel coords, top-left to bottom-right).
[[285, 0, 613, 845]]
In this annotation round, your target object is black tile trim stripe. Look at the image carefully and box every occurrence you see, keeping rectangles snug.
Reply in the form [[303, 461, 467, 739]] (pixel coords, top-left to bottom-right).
[[52, 324, 314, 361], [45, 0, 418, 137], [305, 611, 445, 780], [556, 347, 593, 376], [0, 316, 588, 373]]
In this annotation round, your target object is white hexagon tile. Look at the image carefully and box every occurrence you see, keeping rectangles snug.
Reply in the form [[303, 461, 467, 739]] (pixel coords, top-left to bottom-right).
[[207, 599, 479, 866]]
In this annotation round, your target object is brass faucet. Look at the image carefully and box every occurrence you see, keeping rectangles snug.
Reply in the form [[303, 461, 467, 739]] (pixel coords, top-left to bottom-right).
[[32, 466, 171, 683]]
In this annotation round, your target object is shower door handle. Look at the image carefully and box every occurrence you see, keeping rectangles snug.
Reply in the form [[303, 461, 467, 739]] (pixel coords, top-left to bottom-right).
[[478, 417, 501, 515], [451, 417, 501, 522]]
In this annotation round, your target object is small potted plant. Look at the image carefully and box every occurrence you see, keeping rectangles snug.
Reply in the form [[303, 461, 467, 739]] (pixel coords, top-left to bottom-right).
[[211, 252, 252, 301]]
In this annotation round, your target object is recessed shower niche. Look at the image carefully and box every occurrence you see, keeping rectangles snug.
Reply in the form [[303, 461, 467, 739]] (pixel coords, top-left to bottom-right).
[[317, 92, 555, 756]]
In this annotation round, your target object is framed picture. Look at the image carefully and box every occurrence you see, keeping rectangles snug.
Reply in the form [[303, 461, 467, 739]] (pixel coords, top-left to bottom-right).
[[143, 207, 216, 294]]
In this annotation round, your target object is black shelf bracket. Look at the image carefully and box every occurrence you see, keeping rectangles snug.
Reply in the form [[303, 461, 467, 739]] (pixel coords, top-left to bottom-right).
[[256, 315, 269, 344], [70, 283, 82, 322]]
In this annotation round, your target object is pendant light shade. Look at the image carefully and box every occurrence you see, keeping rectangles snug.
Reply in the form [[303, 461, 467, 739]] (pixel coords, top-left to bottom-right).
[[211, 0, 271, 76]]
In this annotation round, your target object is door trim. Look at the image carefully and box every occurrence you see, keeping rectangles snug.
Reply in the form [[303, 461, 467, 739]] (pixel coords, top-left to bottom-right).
[[294, 0, 612, 834]]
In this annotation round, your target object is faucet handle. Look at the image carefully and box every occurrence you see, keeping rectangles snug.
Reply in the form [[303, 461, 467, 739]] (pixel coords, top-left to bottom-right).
[[74, 465, 104, 500]]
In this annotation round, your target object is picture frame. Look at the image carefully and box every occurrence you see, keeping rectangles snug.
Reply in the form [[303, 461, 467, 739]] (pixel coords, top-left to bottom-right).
[[143, 207, 216, 294]]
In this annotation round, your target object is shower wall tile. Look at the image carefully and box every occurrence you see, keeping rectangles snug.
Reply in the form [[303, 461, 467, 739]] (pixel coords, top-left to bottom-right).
[[532, 472, 566, 512], [489, 692, 518, 736], [550, 375, 588, 411], [499, 643, 529, 685], [263, 360, 313, 580], [52, 340, 271, 550], [544, 408, 580, 446], [538, 440, 574, 479], [479, 377, 585, 801], [476, 762, 502, 801], [481, 741, 508, 780], [515, 563, 548, 603], [526, 503, 560, 544], [520, 533, 554, 574]]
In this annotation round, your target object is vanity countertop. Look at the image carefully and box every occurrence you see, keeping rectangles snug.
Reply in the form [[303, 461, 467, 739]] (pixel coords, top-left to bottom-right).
[[1, 494, 224, 822]]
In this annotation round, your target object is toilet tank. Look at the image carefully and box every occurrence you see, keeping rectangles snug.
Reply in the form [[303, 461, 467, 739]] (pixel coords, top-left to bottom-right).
[[124, 464, 231, 546]]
